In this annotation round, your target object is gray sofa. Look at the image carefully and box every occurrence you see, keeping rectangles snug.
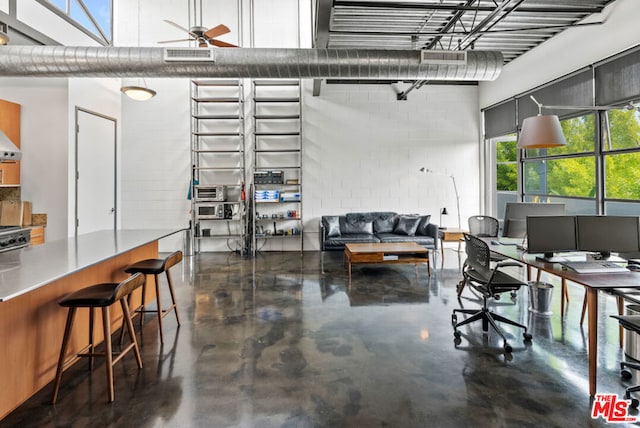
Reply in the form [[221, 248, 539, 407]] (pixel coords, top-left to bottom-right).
[[320, 211, 438, 251]]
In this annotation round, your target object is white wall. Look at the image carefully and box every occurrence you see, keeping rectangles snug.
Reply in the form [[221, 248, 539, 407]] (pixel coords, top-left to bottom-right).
[[479, 0, 640, 108], [0, 78, 69, 241], [302, 82, 480, 250]]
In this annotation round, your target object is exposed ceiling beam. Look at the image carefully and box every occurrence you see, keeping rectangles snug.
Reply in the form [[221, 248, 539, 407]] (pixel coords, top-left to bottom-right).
[[333, 1, 604, 14], [328, 21, 603, 36], [313, 0, 334, 95], [424, 0, 476, 50]]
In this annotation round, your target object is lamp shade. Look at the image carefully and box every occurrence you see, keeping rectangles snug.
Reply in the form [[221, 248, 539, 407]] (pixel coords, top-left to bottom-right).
[[120, 85, 156, 101], [517, 114, 566, 149]]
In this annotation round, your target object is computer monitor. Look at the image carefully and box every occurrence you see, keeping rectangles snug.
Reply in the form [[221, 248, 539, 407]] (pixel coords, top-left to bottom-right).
[[526, 216, 578, 262], [576, 216, 640, 259], [502, 202, 566, 238]]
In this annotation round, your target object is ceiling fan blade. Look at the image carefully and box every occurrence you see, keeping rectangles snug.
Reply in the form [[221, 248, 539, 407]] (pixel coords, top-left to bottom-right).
[[210, 39, 238, 48], [164, 20, 192, 34], [157, 38, 194, 44], [204, 24, 231, 39]]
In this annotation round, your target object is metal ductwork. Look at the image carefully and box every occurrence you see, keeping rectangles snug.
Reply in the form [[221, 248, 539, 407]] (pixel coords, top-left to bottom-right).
[[0, 46, 503, 81]]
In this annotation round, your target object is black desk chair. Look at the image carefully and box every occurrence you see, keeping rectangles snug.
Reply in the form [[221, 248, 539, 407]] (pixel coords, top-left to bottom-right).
[[611, 314, 640, 408], [458, 216, 519, 298], [452, 233, 532, 353]]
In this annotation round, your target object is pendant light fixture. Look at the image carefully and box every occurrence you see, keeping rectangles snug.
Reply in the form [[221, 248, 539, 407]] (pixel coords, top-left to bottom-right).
[[120, 2, 155, 101], [517, 96, 566, 149], [120, 80, 157, 101], [517, 95, 631, 149]]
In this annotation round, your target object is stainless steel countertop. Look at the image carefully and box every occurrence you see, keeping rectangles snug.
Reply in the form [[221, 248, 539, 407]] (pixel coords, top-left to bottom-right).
[[0, 229, 184, 301]]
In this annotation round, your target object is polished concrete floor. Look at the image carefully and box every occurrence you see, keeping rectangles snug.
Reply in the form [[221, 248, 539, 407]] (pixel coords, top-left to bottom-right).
[[3, 249, 640, 427]]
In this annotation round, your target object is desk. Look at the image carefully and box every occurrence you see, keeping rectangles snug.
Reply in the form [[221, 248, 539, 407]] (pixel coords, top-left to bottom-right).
[[485, 238, 640, 397], [438, 228, 466, 260]]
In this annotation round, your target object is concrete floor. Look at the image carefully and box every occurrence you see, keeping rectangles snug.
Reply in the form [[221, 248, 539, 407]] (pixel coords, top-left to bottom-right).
[[2, 249, 639, 427]]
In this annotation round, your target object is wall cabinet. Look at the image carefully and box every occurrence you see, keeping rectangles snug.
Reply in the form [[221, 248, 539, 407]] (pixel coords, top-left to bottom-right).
[[0, 99, 21, 186]]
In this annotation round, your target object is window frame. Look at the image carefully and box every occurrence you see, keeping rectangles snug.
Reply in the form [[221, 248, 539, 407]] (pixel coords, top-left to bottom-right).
[[36, 0, 112, 46]]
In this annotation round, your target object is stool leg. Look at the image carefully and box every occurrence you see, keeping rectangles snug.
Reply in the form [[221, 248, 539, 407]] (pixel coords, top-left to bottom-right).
[[166, 269, 181, 326], [101, 307, 115, 402], [119, 294, 133, 345], [139, 279, 147, 328], [154, 273, 165, 345], [120, 297, 143, 368], [89, 307, 95, 370], [51, 307, 76, 404]]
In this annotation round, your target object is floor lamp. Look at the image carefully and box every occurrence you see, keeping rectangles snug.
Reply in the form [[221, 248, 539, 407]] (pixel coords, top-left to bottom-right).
[[420, 167, 461, 229]]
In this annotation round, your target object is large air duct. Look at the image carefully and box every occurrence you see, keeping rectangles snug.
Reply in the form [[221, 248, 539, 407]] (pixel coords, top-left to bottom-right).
[[0, 46, 503, 80]]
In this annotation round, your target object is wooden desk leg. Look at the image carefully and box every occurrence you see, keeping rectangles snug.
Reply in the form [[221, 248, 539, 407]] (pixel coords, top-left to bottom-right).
[[618, 295, 624, 348], [440, 239, 445, 261], [560, 278, 566, 318], [587, 287, 598, 397], [427, 256, 431, 277]]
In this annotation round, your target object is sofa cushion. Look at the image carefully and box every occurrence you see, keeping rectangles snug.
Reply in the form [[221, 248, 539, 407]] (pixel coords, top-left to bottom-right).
[[377, 233, 435, 248], [373, 213, 397, 233], [325, 234, 380, 247], [341, 217, 373, 235], [393, 215, 421, 236], [323, 216, 341, 237], [416, 215, 432, 236]]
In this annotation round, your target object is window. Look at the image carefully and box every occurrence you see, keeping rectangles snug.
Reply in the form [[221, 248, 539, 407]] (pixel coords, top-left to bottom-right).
[[37, 0, 112, 45], [492, 135, 518, 219], [602, 105, 640, 212], [522, 114, 597, 214]]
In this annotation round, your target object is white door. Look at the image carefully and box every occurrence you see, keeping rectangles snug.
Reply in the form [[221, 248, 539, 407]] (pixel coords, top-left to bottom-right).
[[76, 108, 117, 235]]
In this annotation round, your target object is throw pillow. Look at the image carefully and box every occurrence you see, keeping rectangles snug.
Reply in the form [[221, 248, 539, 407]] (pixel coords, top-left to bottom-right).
[[393, 215, 421, 236], [342, 218, 374, 235], [373, 213, 397, 233], [416, 215, 432, 236], [323, 216, 341, 238]]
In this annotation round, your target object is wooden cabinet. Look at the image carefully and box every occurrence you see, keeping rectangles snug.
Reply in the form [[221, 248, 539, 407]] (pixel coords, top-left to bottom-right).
[[30, 226, 45, 246], [0, 99, 21, 186]]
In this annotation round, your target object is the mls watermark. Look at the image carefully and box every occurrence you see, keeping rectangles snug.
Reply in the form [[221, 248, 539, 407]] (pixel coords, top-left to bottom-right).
[[591, 393, 638, 423]]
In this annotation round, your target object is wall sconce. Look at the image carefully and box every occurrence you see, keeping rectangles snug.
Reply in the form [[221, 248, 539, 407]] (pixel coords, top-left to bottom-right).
[[0, 22, 10, 45]]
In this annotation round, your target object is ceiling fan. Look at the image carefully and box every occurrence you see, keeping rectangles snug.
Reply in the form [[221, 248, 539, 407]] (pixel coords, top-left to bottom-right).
[[159, 20, 238, 48]]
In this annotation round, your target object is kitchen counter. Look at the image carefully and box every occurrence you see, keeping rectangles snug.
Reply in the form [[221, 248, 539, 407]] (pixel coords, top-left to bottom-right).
[[0, 229, 183, 301], [0, 228, 184, 420]]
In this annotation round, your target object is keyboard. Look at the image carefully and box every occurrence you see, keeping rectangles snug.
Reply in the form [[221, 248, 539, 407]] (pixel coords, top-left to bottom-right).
[[562, 261, 629, 274]]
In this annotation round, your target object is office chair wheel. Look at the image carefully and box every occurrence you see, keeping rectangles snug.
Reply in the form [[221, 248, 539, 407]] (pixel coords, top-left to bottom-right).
[[454, 336, 462, 346], [504, 343, 513, 353], [622, 369, 633, 380], [453, 330, 461, 339], [625, 392, 639, 409], [451, 314, 458, 326], [523, 332, 533, 342], [510, 291, 517, 300]]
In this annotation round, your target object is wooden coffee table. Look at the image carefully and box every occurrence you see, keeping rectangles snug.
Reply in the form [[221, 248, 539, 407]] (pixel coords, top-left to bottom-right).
[[344, 242, 430, 279]]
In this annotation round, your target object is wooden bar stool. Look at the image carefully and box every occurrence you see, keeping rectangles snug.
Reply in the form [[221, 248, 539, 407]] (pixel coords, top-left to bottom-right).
[[51, 272, 145, 404], [125, 250, 182, 345]]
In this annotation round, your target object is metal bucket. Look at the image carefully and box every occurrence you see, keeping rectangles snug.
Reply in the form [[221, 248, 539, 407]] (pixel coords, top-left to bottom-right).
[[528, 281, 554, 316], [625, 304, 640, 361]]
